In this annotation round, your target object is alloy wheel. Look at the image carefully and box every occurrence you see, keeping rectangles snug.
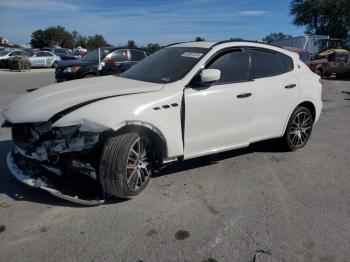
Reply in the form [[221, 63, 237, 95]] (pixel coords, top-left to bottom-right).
[[126, 137, 152, 192], [289, 111, 313, 147]]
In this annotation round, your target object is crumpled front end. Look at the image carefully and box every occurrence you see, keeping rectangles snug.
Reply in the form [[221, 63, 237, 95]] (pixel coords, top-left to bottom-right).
[[6, 121, 106, 205]]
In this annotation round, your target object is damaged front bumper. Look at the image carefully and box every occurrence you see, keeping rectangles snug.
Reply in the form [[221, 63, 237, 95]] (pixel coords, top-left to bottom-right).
[[6, 151, 105, 206]]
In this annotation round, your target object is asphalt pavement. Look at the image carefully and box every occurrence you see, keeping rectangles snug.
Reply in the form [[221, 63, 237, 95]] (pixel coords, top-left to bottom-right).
[[0, 69, 350, 262]]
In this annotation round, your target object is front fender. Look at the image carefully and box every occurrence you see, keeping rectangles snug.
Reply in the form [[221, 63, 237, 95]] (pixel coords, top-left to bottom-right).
[[52, 89, 184, 158]]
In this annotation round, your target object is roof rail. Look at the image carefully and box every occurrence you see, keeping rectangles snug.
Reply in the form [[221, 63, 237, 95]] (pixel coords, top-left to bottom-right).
[[211, 40, 281, 49], [164, 41, 189, 47]]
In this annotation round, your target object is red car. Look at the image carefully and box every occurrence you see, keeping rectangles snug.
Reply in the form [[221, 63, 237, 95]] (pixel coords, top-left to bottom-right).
[[283, 47, 328, 75]]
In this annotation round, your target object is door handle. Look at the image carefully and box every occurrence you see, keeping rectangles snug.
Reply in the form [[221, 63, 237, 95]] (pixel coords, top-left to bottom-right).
[[285, 84, 296, 89], [237, 93, 252, 98]]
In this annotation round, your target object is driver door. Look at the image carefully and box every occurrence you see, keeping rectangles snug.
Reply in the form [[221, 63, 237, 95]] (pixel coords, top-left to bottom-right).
[[184, 48, 254, 159]]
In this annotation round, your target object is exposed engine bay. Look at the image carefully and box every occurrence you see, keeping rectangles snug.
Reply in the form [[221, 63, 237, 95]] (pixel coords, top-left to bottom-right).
[[7, 121, 106, 205]]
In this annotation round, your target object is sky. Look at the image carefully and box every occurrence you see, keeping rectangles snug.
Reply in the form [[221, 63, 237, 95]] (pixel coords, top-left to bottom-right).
[[0, 0, 305, 46]]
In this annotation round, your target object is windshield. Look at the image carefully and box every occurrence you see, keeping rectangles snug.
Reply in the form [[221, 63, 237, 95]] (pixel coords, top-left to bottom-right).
[[0, 50, 10, 56], [81, 48, 111, 63], [121, 47, 209, 83]]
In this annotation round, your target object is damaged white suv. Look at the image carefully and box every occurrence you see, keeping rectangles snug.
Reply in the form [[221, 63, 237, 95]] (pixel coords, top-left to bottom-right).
[[3, 41, 322, 204]]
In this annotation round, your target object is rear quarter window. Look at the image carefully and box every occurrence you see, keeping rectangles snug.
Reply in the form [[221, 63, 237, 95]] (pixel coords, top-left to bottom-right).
[[130, 50, 146, 61], [251, 49, 291, 79]]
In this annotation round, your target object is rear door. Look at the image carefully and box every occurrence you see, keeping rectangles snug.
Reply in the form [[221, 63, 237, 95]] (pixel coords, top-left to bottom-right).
[[31, 51, 47, 67], [249, 48, 299, 141]]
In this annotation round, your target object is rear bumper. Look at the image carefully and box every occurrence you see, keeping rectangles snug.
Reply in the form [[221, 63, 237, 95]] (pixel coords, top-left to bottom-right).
[[6, 151, 104, 205], [55, 70, 77, 82]]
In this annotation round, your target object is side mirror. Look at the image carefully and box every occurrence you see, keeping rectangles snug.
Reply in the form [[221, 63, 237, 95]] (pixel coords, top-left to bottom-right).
[[200, 69, 221, 84]]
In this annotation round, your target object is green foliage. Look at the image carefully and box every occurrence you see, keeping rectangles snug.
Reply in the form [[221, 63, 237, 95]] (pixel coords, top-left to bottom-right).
[[144, 43, 162, 53], [86, 34, 110, 49], [290, 0, 350, 38], [195, 36, 205, 42], [30, 26, 74, 48], [263, 32, 293, 43], [30, 26, 110, 49], [127, 40, 137, 48]]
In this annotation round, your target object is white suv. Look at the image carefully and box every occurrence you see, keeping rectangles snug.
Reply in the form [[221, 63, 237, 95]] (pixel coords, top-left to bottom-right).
[[3, 41, 322, 204]]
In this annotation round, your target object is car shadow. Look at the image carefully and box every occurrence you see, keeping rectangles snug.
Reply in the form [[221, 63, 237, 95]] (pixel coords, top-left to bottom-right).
[[154, 139, 285, 177], [0, 138, 285, 207]]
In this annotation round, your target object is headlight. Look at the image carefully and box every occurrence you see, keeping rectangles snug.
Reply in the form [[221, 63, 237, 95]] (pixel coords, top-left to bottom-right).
[[63, 66, 81, 73]]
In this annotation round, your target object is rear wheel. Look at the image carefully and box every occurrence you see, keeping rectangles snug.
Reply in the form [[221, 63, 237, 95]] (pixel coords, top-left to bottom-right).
[[99, 132, 154, 198], [282, 106, 314, 151], [83, 74, 95, 78]]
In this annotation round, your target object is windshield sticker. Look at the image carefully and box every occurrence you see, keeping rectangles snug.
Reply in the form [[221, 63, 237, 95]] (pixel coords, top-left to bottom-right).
[[181, 52, 203, 59]]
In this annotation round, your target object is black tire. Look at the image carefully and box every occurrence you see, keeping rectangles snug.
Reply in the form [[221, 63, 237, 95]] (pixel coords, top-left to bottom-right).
[[83, 74, 95, 78], [315, 68, 322, 77], [281, 106, 314, 151], [99, 132, 154, 198]]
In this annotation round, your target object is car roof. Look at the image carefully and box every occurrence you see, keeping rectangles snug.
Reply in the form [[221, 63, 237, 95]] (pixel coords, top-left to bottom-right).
[[283, 46, 310, 54], [168, 40, 297, 58], [318, 49, 349, 56]]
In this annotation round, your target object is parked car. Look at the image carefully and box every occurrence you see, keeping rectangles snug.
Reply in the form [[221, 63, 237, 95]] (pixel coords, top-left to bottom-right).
[[55, 47, 147, 82], [41, 48, 78, 61], [29, 50, 61, 68], [283, 47, 328, 75], [2, 41, 322, 204], [0, 49, 33, 68], [315, 49, 350, 78]]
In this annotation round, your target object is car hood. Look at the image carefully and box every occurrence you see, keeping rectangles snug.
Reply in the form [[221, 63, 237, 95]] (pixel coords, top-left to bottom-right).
[[3, 76, 164, 123], [57, 59, 93, 68]]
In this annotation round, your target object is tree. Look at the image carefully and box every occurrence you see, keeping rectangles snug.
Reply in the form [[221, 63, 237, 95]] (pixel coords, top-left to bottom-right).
[[290, 0, 350, 38], [127, 40, 137, 48], [86, 34, 110, 49], [30, 26, 74, 48], [195, 36, 205, 42], [144, 43, 162, 53], [263, 32, 293, 43]]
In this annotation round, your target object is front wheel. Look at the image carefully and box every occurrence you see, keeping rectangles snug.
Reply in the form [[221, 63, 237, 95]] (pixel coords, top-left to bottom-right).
[[99, 132, 154, 198], [281, 106, 314, 151]]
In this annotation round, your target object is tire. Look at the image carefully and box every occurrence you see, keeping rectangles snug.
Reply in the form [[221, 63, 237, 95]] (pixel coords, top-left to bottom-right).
[[281, 106, 314, 151], [83, 74, 95, 78], [99, 132, 154, 198], [315, 68, 322, 77]]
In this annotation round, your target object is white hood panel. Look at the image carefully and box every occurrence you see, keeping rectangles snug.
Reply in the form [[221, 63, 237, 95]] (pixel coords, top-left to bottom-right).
[[4, 76, 163, 123]]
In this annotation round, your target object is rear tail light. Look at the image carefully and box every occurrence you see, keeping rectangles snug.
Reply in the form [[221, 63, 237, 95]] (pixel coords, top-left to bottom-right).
[[105, 59, 116, 65], [319, 78, 324, 85]]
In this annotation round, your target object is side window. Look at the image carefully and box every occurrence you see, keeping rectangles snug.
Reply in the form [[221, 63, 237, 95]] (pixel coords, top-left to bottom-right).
[[108, 50, 128, 62], [9, 51, 21, 56], [35, 52, 46, 57], [130, 50, 146, 61], [279, 53, 294, 72], [251, 49, 286, 79], [207, 49, 250, 83], [335, 54, 349, 63]]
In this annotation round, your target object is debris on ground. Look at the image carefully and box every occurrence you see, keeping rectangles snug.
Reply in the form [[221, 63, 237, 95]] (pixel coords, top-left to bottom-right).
[[0, 202, 10, 208], [0, 225, 6, 233], [251, 249, 272, 262]]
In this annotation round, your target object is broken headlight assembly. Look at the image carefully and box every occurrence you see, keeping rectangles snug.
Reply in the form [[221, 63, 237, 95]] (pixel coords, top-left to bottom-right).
[[12, 122, 99, 162]]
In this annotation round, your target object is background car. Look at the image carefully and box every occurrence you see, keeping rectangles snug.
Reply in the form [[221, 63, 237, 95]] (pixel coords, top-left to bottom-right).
[[41, 48, 78, 61], [0, 49, 33, 68], [29, 50, 61, 68], [284, 46, 328, 75], [55, 47, 147, 82], [316, 49, 350, 78]]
